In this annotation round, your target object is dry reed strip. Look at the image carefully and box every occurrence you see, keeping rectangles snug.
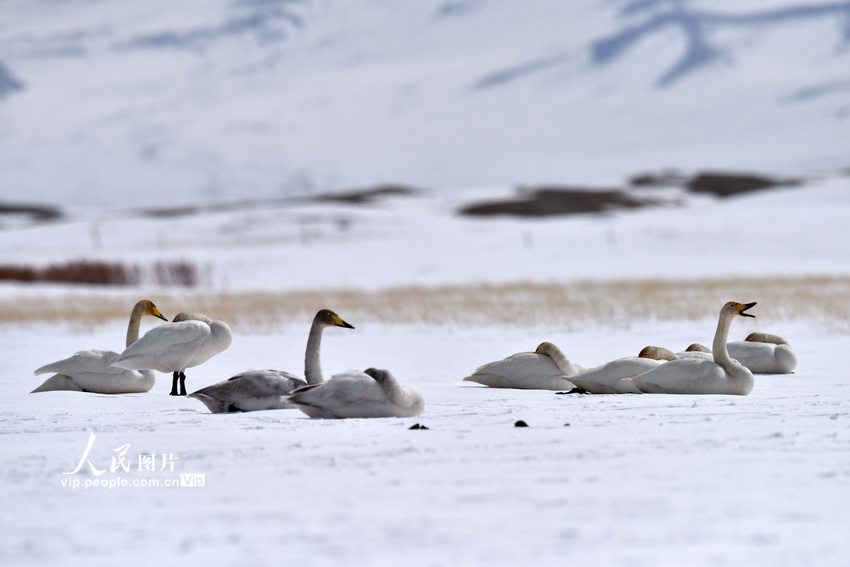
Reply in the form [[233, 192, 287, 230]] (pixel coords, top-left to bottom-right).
[[1, 275, 848, 331], [0, 260, 198, 286]]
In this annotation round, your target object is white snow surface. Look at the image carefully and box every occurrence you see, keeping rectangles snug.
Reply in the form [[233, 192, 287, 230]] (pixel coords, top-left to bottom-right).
[[3, 321, 849, 567]]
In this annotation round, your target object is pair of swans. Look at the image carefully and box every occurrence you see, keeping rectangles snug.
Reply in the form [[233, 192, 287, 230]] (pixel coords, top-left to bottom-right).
[[114, 311, 233, 395], [33, 302, 233, 395], [32, 299, 169, 394], [188, 309, 425, 419], [462, 340, 669, 394], [644, 332, 796, 374], [464, 301, 757, 396]]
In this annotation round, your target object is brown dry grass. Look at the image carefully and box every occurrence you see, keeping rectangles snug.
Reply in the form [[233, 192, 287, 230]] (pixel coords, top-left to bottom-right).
[[2, 275, 848, 332], [0, 260, 197, 286]]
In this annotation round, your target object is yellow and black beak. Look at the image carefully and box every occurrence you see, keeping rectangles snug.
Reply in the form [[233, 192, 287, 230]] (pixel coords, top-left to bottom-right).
[[738, 302, 757, 318], [333, 314, 355, 329], [153, 308, 168, 321]]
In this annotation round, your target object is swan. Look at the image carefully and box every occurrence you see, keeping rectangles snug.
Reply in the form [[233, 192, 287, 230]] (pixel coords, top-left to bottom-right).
[[632, 301, 756, 395], [462, 341, 584, 390], [114, 311, 232, 396], [288, 367, 424, 419], [32, 299, 168, 394], [727, 332, 797, 374], [569, 347, 677, 394], [187, 309, 355, 413], [639, 344, 713, 361]]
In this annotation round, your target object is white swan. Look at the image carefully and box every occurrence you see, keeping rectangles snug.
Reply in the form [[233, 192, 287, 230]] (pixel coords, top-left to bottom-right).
[[32, 299, 168, 394], [188, 309, 355, 413], [569, 347, 677, 394], [727, 332, 797, 374], [288, 367, 424, 419], [462, 341, 584, 390], [114, 311, 232, 396], [632, 301, 756, 395]]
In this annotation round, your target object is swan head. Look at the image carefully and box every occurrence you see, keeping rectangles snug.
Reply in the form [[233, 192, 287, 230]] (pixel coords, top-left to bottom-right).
[[315, 309, 355, 330], [172, 312, 213, 323], [136, 299, 168, 321], [685, 343, 711, 353], [363, 367, 391, 382], [534, 342, 557, 356], [639, 346, 678, 361], [723, 301, 756, 318], [133, 299, 168, 321]]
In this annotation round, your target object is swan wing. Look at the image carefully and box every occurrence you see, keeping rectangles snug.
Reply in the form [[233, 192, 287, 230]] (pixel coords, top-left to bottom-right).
[[33, 350, 154, 394], [463, 352, 574, 390], [289, 372, 410, 418], [675, 351, 713, 360], [571, 357, 663, 394], [632, 358, 741, 395], [189, 370, 305, 413], [115, 321, 214, 372]]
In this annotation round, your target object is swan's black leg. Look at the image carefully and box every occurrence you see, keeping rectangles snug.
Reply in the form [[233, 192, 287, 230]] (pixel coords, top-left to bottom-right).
[[169, 371, 179, 396], [179, 372, 187, 396]]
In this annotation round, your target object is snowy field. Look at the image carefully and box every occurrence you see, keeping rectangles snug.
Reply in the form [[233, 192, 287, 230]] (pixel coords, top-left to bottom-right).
[[2, 176, 850, 567], [2, 321, 849, 566]]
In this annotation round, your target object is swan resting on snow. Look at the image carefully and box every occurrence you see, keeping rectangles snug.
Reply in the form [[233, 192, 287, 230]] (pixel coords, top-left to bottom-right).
[[570, 347, 677, 394], [114, 311, 232, 396], [462, 341, 584, 390], [288, 367, 425, 419], [632, 301, 757, 395], [32, 299, 168, 394], [188, 309, 355, 413], [639, 344, 713, 361], [727, 332, 797, 374]]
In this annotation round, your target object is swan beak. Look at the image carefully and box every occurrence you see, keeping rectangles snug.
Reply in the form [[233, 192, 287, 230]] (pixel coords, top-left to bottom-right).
[[738, 302, 757, 318], [333, 314, 355, 329], [153, 308, 168, 321]]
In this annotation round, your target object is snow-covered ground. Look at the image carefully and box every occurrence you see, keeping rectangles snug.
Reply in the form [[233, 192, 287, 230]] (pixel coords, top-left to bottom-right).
[[2, 320, 849, 566]]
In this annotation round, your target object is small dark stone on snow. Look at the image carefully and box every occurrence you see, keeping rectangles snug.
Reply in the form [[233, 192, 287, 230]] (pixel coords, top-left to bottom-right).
[[514, 420, 529, 427], [409, 423, 429, 430]]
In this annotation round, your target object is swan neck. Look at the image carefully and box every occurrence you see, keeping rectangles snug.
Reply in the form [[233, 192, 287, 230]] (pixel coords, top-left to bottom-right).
[[376, 374, 406, 405], [544, 344, 575, 374], [125, 304, 146, 347], [712, 311, 736, 370], [304, 321, 326, 385]]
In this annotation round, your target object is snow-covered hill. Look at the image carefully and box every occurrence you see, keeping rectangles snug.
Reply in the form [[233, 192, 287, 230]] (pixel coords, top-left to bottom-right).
[[1, 0, 848, 209]]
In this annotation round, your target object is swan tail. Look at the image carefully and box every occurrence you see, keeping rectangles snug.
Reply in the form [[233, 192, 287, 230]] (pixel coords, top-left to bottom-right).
[[775, 347, 798, 373], [31, 374, 85, 393], [289, 383, 322, 396], [187, 393, 231, 413]]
